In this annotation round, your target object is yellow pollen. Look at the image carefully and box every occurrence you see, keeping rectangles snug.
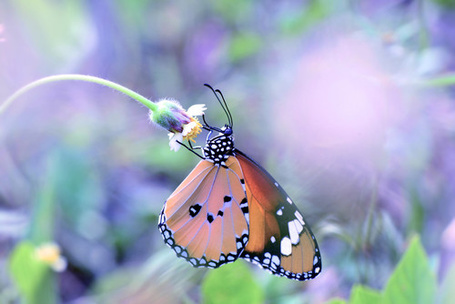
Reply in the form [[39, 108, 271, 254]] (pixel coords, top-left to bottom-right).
[[35, 243, 61, 264], [183, 119, 203, 143]]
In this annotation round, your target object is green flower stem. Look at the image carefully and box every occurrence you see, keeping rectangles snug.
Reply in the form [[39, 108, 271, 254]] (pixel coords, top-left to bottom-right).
[[0, 74, 157, 116]]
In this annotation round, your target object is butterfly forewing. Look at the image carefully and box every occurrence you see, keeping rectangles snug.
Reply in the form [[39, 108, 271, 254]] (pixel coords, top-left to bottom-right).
[[159, 157, 249, 268], [235, 151, 322, 281]]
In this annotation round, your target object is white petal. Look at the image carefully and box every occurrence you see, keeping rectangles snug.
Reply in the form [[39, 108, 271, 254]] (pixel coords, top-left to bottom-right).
[[186, 104, 206, 117], [182, 121, 197, 137], [169, 133, 183, 151]]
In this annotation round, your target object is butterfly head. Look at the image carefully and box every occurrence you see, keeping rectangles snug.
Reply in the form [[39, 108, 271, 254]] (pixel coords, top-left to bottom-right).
[[221, 124, 233, 136]]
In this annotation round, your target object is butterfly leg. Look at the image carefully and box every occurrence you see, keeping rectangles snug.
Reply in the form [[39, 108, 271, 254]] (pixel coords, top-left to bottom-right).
[[176, 140, 204, 159]]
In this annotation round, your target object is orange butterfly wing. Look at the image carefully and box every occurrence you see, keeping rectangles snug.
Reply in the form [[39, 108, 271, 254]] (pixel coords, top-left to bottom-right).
[[158, 157, 249, 268], [235, 151, 322, 281]]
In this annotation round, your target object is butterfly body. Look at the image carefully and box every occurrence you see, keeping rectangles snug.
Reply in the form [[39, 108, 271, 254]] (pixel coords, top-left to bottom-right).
[[158, 87, 321, 281]]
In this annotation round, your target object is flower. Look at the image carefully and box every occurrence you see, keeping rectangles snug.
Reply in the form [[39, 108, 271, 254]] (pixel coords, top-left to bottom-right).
[[35, 242, 67, 272], [149, 99, 206, 151]]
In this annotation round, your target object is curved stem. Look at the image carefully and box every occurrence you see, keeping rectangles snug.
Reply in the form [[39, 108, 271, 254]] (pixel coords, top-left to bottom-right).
[[0, 74, 157, 116]]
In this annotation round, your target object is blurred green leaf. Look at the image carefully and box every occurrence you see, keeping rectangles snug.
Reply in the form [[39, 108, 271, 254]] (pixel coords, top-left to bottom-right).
[[212, 0, 253, 24], [350, 285, 382, 304], [280, 0, 336, 35], [202, 261, 264, 304], [406, 187, 424, 236], [438, 264, 455, 304], [228, 33, 262, 62], [28, 157, 57, 244], [431, 0, 455, 9], [9, 242, 57, 304], [383, 235, 436, 304], [326, 299, 347, 304]]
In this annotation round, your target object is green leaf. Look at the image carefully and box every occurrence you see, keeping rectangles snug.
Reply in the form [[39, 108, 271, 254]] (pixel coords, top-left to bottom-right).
[[438, 264, 455, 304], [350, 285, 382, 304], [325, 299, 347, 304], [9, 242, 57, 304], [28, 157, 57, 244], [383, 235, 436, 304], [406, 187, 425, 236], [431, 0, 455, 9], [202, 261, 264, 304], [280, 0, 339, 35], [212, 0, 253, 24]]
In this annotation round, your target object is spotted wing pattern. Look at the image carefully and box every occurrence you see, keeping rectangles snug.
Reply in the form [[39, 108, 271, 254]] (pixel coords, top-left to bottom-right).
[[158, 157, 249, 268], [235, 151, 322, 281]]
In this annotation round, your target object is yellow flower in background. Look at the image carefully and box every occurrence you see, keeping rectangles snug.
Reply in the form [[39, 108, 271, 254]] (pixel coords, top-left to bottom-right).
[[35, 242, 67, 272]]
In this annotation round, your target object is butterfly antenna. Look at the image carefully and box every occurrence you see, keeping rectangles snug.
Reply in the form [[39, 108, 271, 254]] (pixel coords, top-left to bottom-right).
[[204, 84, 232, 127], [215, 89, 233, 128], [202, 114, 222, 133]]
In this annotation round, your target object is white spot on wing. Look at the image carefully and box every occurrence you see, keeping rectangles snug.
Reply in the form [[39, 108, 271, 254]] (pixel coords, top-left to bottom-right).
[[294, 219, 303, 234], [274, 182, 279, 187], [276, 209, 283, 216], [287, 197, 293, 204], [272, 255, 280, 266], [288, 221, 299, 245], [295, 210, 305, 225], [270, 236, 276, 243], [280, 237, 292, 256]]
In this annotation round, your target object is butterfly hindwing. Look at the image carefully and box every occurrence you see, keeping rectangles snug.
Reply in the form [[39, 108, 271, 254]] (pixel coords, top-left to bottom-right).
[[235, 150, 322, 281], [158, 157, 249, 268]]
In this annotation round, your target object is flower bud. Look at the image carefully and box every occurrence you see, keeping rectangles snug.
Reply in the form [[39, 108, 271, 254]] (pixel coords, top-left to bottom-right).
[[149, 99, 206, 151], [149, 99, 193, 133]]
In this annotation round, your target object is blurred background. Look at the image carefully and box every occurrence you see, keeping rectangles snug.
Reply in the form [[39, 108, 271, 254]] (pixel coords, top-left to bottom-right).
[[1, 0, 455, 303]]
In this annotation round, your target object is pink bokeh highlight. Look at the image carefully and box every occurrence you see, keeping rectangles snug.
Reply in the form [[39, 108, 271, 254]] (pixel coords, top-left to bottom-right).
[[276, 36, 399, 165]]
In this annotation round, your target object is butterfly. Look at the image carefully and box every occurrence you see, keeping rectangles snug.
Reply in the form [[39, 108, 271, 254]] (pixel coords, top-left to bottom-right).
[[158, 85, 321, 281]]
